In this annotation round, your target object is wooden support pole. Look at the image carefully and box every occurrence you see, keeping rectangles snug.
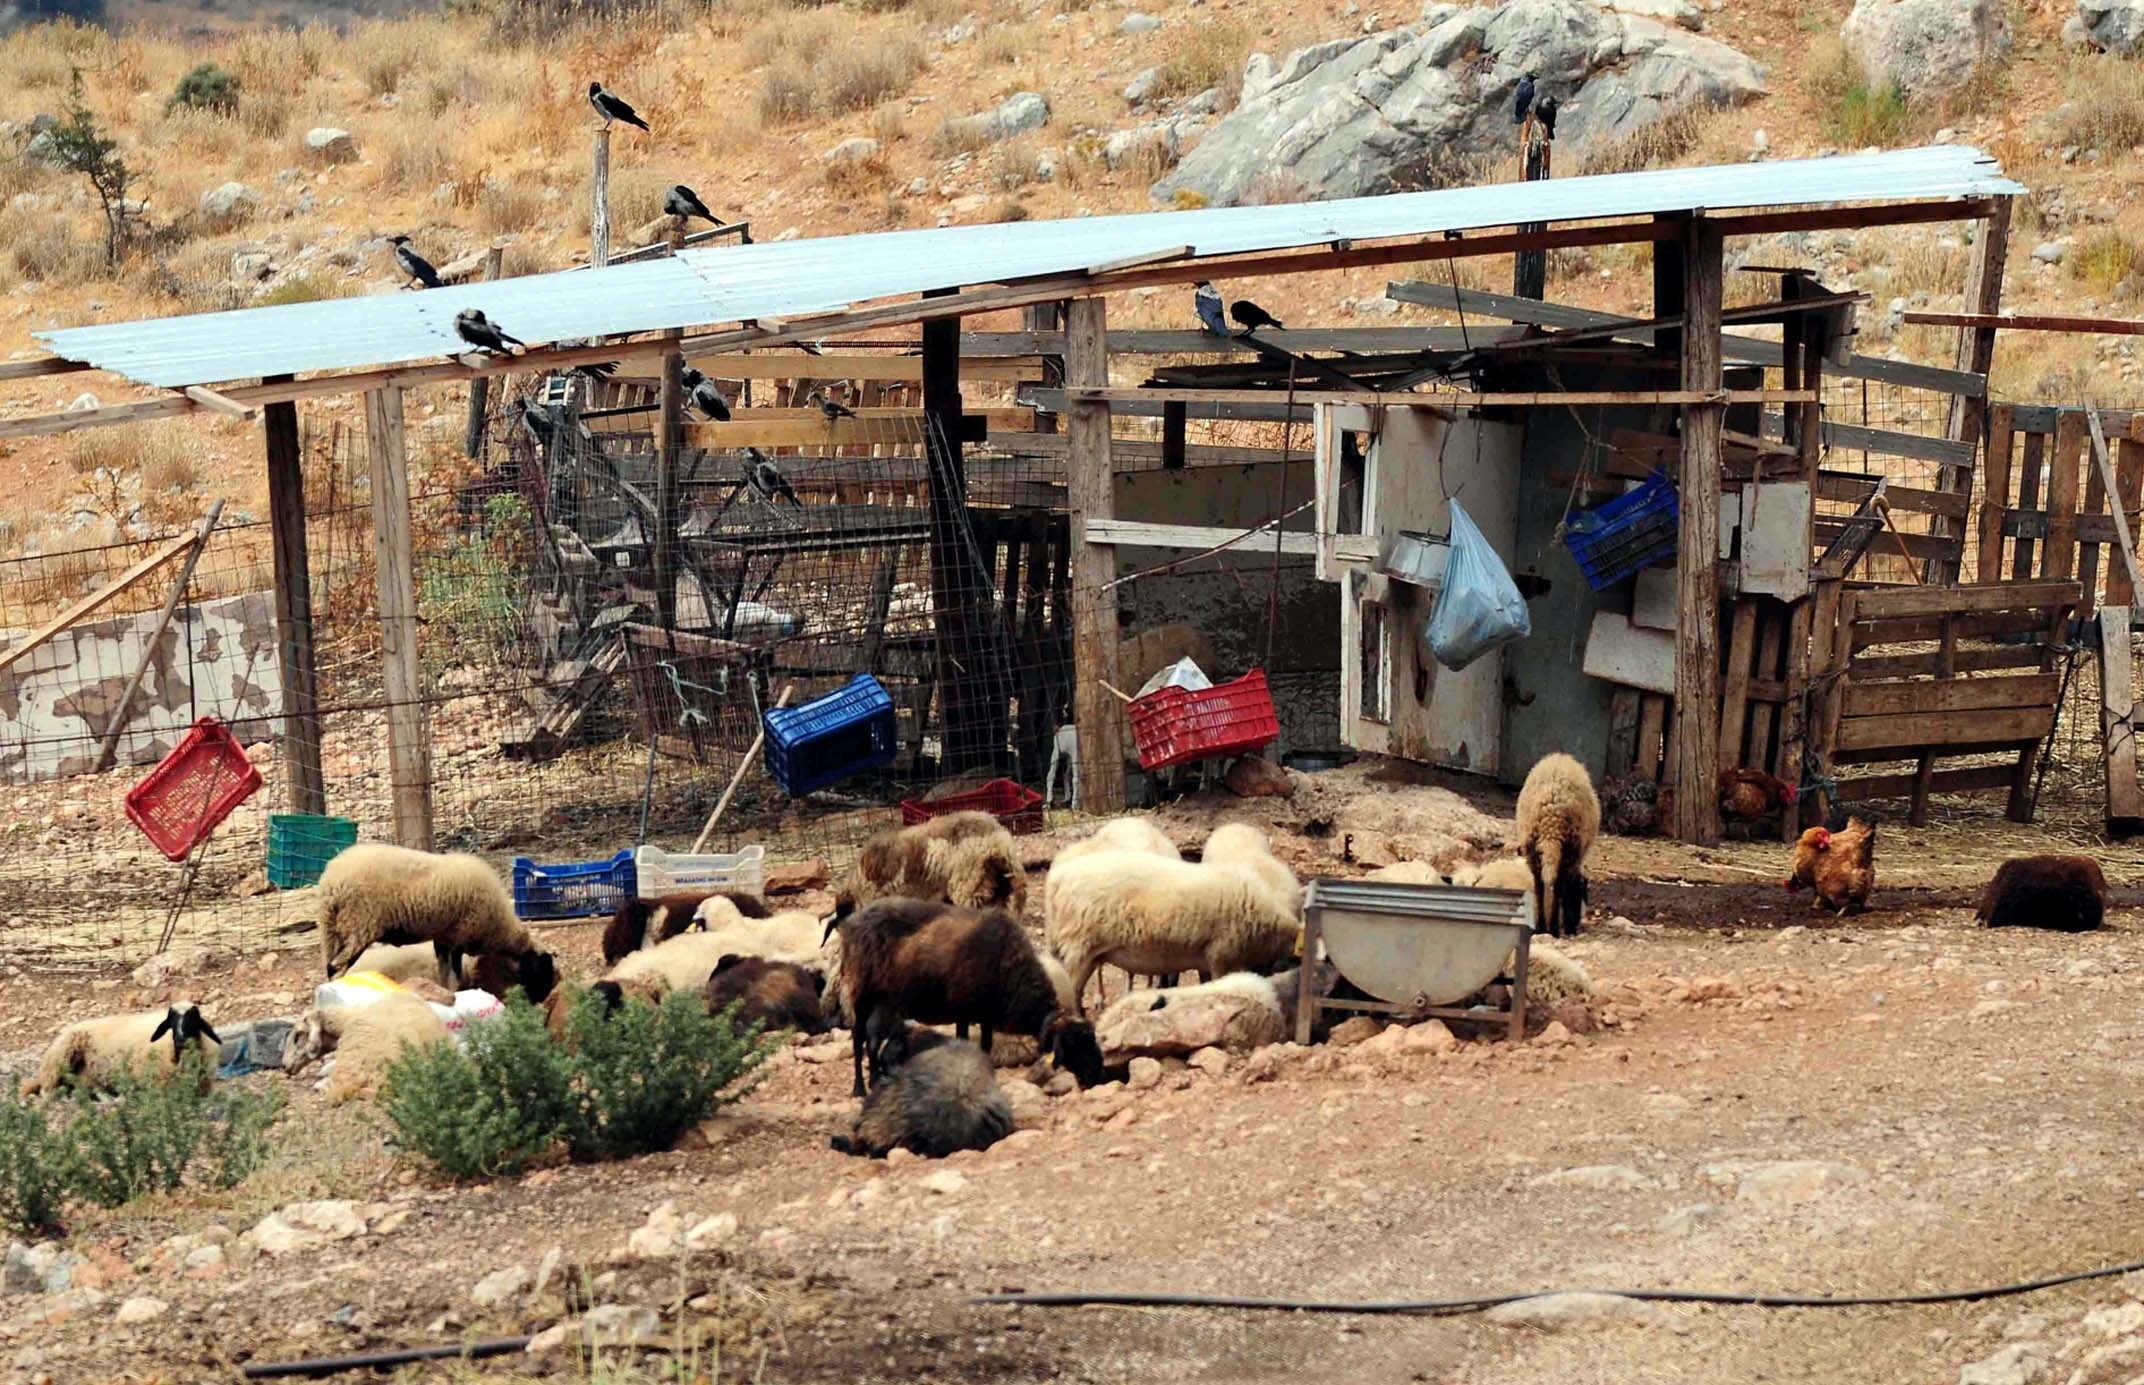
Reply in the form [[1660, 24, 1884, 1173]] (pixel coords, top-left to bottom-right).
[[1931, 199, 2010, 582], [463, 245, 507, 459], [92, 500, 225, 773], [591, 127, 612, 270], [2103, 606, 2141, 834], [366, 386, 431, 849], [2087, 403, 2144, 603], [1513, 134, 1550, 300], [265, 388, 325, 816], [1066, 297, 1126, 813], [655, 347, 683, 633], [1673, 217, 1725, 846], [922, 293, 1008, 775], [1779, 275, 1824, 836], [1023, 302, 1065, 435], [0, 530, 199, 678]]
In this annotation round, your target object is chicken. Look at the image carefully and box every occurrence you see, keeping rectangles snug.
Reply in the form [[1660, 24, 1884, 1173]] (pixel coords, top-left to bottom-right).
[[1601, 775, 1662, 837], [1784, 816, 1875, 915], [1719, 768, 1796, 826]]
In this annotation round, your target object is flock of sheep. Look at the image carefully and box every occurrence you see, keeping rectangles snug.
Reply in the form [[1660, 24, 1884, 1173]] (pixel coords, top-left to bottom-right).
[[17, 744, 2117, 1160]]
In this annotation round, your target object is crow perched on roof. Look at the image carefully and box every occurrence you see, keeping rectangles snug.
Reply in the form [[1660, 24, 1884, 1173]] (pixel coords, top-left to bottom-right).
[[1194, 280, 1229, 336], [388, 235, 442, 290], [1513, 72, 1536, 125], [681, 366, 731, 422], [745, 447, 801, 505], [1536, 93, 1561, 140], [665, 185, 718, 225], [1230, 299, 1284, 333], [454, 308, 522, 355], [572, 361, 617, 380], [588, 82, 649, 131], [809, 388, 858, 421]]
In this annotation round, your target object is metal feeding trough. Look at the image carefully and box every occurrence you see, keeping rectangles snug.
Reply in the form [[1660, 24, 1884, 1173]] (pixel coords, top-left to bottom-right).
[[1296, 878, 1536, 1044]]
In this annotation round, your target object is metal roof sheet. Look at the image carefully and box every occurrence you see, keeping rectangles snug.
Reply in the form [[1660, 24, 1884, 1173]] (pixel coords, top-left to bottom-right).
[[37, 146, 2020, 390]]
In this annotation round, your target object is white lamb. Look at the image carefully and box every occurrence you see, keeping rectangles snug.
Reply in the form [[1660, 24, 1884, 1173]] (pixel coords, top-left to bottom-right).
[[1092, 970, 1291, 1058], [288, 997, 452, 1105], [22, 1003, 219, 1096], [1044, 849, 1300, 1014], [315, 843, 546, 986]]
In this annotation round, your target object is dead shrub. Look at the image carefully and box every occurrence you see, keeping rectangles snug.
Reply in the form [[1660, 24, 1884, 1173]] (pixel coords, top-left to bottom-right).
[[0, 205, 106, 287], [870, 104, 908, 144], [812, 37, 924, 112], [239, 88, 292, 141], [1150, 21, 1251, 106], [929, 114, 992, 156], [227, 26, 327, 89], [757, 62, 815, 125], [1576, 108, 1702, 176], [2059, 56, 2144, 152], [2071, 227, 2144, 295], [822, 152, 893, 197], [744, 8, 840, 66], [477, 177, 548, 236]]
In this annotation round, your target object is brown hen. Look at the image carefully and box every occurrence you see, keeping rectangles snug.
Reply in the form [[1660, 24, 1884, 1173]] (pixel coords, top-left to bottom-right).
[[1784, 816, 1876, 915]]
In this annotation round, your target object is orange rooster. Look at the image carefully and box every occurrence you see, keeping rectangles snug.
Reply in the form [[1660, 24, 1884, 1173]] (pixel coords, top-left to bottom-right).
[[1719, 768, 1796, 826], [1784, 816, 1876, 915]]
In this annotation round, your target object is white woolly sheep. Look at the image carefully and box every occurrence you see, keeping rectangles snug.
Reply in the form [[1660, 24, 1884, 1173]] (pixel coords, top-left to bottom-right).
[[1449, 856, 1535, 894], [315, 843, 551, 988], [1051, 816, 1180, 869], [1514, 752, 1600, 940], [1200, 823, 1302, 916], [1092, 970, 1293, 1058], [302, 997, 452, 1105], [1518, 939, 1592, 1010], [23, 1003, 219, 1096], [1044, 848, 1300, 1015], [693, 897, 830, 967], [835, 811, 1027, 920]]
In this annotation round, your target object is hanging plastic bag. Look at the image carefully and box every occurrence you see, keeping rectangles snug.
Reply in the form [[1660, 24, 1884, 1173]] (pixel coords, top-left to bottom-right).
[[1425, 499, 1531, 671]]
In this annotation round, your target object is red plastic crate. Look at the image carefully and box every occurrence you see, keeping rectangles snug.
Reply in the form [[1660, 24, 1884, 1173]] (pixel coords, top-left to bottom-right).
[[125, 717, 263, 861], [1127, 669, 1280, 772], [899, 778, 1045, 835]]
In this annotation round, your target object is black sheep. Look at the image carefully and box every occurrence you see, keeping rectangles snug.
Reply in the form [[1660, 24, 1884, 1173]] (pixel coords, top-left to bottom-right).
[[1976, 855, 2109, 933]]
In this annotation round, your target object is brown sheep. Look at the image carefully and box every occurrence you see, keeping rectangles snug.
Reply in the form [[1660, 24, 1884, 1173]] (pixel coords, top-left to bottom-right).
[[1976, 855, 2109, 933], [1514, 753, 1600, 939], [703, 955, 828, 1035], [835, 811, 1027, 921]]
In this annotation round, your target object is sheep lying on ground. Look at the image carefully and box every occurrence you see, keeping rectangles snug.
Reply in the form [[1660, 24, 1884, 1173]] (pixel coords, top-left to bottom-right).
[[602, 889, 769, 967], [23, 1003, 219, 1096], [316, 844, 553, 988], [1092, 970, 1296, 1058], [830, 1023, 1013, 1159], [1977, 855, 2110, 933], [834, 898, 1106, 1096], [694, 897, 828, 967], [1450, 856, 1536, 894], [1515, 753, 1600, 939], [835, 811, 1027, 921], [295, 997, 451, 1105], [1044, 844, 1300, 1015], [704, 956, 828, 1035], [350, 942, 554, 1003]]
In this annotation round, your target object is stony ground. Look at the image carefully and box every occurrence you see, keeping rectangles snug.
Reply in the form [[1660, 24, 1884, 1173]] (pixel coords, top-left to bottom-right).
[[3, 774, 2144, 1384]]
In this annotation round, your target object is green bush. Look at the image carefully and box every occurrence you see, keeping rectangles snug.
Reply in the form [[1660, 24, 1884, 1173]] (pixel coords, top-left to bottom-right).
[[383, 991, 774, 1181], [167, 63, 240, 116], [0, 1056, 283, 1235]]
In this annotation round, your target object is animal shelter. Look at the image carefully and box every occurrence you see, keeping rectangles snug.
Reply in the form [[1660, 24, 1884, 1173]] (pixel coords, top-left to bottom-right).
[[6, 142, 2132, 963]]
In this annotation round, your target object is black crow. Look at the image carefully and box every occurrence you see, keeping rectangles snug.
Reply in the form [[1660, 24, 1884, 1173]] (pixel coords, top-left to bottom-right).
[[571, 361, 618, 380], [1230, 299, 1284, 333], [454, 308, 523, 355], [1512, 71, 1536, 125], [520, 398, 556, 443], [1536, 93, 1560, 140], [388, 235, 442, 289], [665, 184, 718, 225], [1194, 280, 1229, 336], [588, 82, 649, 131], [810, 388, 858, 421], [745, 447, 801, 505], [681, 366, 731, 421]]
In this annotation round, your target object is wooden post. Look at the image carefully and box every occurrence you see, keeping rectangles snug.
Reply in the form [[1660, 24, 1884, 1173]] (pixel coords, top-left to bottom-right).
[[1067, 296, 1126, 812], [265, 385, 325, 816], [93, 500, 225, 773], [655, 346, 683, 633], [1779, 275, 1824, 836], [462, 245, 507, 460], [1977, 404, 2016, 583], [1673, 217, 1725, 845], [366, 386, 432, 850], [2103, 605, 2141, 835], [1932, 199, 2010, 583], [1652, 213, 1687, 361], [1024, 302, 1065, 435], [922, 292, 1008, 775], [1513, 135, 1550, 300], [591, 127, 612, 269], [2049, 409, 2086, 586]]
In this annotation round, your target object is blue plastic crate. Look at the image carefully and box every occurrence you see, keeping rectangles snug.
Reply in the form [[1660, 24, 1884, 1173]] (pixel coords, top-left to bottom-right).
[[511, 848, 637, 920], [764, 675, 898, 796], [1563, 470, 1680, 591]]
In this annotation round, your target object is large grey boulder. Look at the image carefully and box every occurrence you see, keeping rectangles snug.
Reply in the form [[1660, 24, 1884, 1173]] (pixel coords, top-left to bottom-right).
[[2070, 0, 2144, 53], [1841, 0, 2008, 100], [982, 91, 1050, 140], [199, 181, 261, 227], [1153, 0, 1764, 207]]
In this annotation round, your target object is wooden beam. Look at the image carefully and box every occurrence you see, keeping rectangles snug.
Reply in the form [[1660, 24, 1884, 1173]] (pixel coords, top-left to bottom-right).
[[2049, 410, 2086, 586], [1674, 216, 1725, 846], [0, 357, 92, 382], [366, 386, 431, 849], [1066, 386, 1815, 407], [180, 385, 257, 420], [1832, 764, 2020, 803], [966, 327, 1524, 356], [1842, 672, 2061, 717], [1931, 199, 2009, 581], [1759, 414, 1977, 468], [591, 125, 611, 269], [0, 394, 199, 441], [1977, 404, 2015, 581], [1837, 705, 2056, 753], [2104, 605, 2142, 831], [1847, 579, 2081, 619], [1066, 297, 1124, 813], [685, 353, 1042, 382], [681, 407, 1034, 448], [92, 500, 225, 773], [1085, 517, 1326, 556], [463, 244, 507, 459], [0, 529, 199, 676], [1904, 310, 2144, 334], [2088, 404, 2144, 603], [656, 349, 682, 632], [265, 389, 324, 816]]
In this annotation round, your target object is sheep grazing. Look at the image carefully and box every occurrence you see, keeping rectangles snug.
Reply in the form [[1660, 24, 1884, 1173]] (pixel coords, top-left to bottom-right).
[[1977, 855, 2110, 933], [830, 1024, 1013, 1160], [834, 898, 1107, 1097], [1200, 823, 1302, 915], [315, 843, 552, 989], [1514, 752, 1600, 939], [23, 1003, 220, 1096], [602, 889, 769, 967], [1044, 844, 1300, 1015], [299, 998, 452, 1105], [352, 940, 555, 1004], [704, 955, 828, 1035], [835, 811, 1027, 921]]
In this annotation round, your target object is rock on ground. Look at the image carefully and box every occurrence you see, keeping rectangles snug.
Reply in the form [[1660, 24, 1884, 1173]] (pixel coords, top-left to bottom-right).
[[244, 1201, 368, 1257], [1485, 1291, 1672, 1329], [304, 127, 358, 163], [823, 137, 881, 164], [470, 1266, 529, 1308], [114, 1296, 168, 1325], [1956, 1341, 2046, 1385], [582, 1304, 662, 1348], [199, 182, 260, 227], [2073, 0, 2144, 53], [981, 92, 1049, 141], [1842, 0, 2008, 99], [1154, 0, 1763, 206], [1094, 975, 1287, 1057]]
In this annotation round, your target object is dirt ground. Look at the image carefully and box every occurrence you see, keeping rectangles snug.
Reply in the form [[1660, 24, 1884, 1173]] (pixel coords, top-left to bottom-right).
[[4, 765, 2144, 1385]]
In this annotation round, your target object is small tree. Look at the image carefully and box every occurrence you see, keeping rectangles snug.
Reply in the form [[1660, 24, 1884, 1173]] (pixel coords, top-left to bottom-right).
[[167, 63, 241, 117], [46, 70, 134, 267]]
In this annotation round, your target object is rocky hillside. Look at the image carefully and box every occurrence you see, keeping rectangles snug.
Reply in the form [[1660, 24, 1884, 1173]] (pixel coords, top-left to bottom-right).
[[0, 0, 2139, 552]]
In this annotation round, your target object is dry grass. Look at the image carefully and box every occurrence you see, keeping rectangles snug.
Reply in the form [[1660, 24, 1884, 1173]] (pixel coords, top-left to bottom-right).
[[1805, 37, 1907, 147], [822, 149, 893, 197], [357, 20, 439, 98], [870, 104, 908, 144], [743, 7, 841, 67], [2058, 56, 2144, 153], [2070, 227, 2144, 294], [1885, 232, 1972, 299], [1577, 107, 1703, 176], [225, 25, 329, 90], [369, 123, 474, 194], [816, 39, 926, 113], [758, 62, 815, 125], [930, 114, 993, 156], [477, 176, 550, 237], [1149, 21, 1251, 106], [0, 203, 106, 289]]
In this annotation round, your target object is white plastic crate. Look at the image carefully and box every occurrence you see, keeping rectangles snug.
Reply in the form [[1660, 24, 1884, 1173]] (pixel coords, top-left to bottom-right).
[[633, 843, 766, 898]]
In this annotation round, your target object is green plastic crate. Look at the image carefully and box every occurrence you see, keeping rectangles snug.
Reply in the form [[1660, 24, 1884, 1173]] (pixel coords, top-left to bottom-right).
[[267, 813, 357, 889]]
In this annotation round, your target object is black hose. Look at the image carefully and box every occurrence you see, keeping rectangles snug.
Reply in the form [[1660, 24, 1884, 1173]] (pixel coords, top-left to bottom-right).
[[240, 1336, 532, 1379], [973, 1256, 2144, 1317]]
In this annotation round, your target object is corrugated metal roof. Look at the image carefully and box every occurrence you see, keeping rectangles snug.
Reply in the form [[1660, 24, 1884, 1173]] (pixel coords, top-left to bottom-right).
[[38, 147, 2020, 390]]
